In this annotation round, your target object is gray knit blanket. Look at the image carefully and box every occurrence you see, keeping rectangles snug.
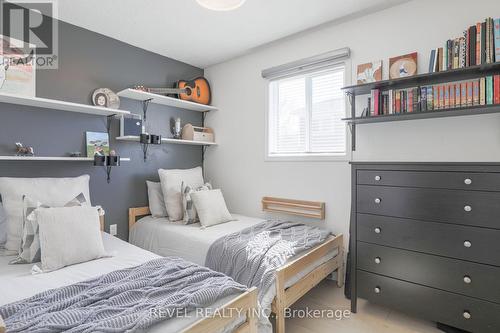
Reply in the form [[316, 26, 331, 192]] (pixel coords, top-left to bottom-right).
[[0, 257, 247, 333], [205, 220, 330, 306]]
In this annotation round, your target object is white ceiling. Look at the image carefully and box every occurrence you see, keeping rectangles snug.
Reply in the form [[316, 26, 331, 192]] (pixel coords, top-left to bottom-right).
[[56, 0, 408, 68]]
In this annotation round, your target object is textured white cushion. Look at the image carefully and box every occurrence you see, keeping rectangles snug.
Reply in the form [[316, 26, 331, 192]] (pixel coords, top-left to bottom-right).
[[191, 189, 234, 228], [0, 175, 91, 251], [146, 181, 167, 218], [37, 206, 106, 272], [158, 167, 204, 221], [182, 182, 212, 224], [0, 203, 6, 247]]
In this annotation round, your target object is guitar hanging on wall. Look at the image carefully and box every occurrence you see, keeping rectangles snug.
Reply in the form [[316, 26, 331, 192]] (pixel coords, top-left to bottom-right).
[[134, 76, 211, 105]]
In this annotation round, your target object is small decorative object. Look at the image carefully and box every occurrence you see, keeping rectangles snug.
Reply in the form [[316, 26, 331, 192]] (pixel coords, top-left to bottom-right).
[[86, 132, 110, 157], [149, 135, 161, 144], [69, 152, 82, 157], [389, 52, 418, 79], [15, 142, 34, 156], [357, 61, 382, 84], [120, 116, 142, 136], [181, 124, 215, 143], [173, 117, 182, 139], [91, 88, 120, 109]]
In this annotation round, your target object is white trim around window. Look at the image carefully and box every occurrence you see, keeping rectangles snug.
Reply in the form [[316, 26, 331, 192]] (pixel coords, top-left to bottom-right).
[[264, 59, 351, 162]]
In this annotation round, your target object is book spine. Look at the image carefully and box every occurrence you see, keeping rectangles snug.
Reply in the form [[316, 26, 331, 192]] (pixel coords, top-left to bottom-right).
[[434, 86, 439, 110], [473, 79, 480, 105], [420, 87, 427, 111], [461, 82, 467, 107], [453, 39, 460, 69], [480, 77, 486, 105], [477, 22, 482, 65], [467, 81, 474, 106], [444, 85, 450, 109], [470, 25, 477, 66], [486, 76, 494, 105], [449, 84, 455, 108], [495, 18, 500, 63], [481, 21, 487, 64], [455, 84, 461, 108], [486, 18, 491, 64], [465, 30, 470, 67], [459, 37, 466, 68], [495, 75, 500, 104], [427, 86, 434, 111]]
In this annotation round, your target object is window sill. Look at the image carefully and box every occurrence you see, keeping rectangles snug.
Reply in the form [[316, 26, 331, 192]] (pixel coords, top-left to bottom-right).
[[265, 153, 349, 162]]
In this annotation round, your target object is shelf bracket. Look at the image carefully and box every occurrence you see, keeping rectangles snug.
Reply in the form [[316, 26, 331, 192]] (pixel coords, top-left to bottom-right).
[[142, 98, 153, 122], [141, 142, 149, 162]]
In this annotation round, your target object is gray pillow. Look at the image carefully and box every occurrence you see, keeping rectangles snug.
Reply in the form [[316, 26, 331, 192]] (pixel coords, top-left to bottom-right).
[[9, 193, 87, 265], [191, 189, 234, 228], [182, 182, 212, 224], [146, 181, 167, 218]]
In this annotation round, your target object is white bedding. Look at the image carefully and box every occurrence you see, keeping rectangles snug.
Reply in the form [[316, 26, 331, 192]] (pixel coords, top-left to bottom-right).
[[129, 214, 338, 319], [0, 232, 243, 333]]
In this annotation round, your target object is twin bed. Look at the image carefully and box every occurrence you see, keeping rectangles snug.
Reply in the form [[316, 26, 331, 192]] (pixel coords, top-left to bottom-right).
[[129, 207, 345, 333]]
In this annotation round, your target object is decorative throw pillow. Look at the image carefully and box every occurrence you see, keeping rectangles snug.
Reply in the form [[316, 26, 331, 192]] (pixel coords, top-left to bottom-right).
[[9, 193, 87, 265], [191, 189, 235, 228], [0, 175, 91, 251], [146, 181, 167, 218], [182, 182, 212, 224], [36, 206, 107, 273], [158, 167, 204, 221]]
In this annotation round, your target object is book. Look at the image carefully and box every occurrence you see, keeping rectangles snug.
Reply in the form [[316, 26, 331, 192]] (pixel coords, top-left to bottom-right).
[[450, 84, 455, 107], [438, 47, 444, 72], [481, 21, 487, 64], [473, 80, 480, 105], [420, 87, 427, 111], [453, 39, 460, 69], [480, 77, 486, 105], [433, 86, 439, 110], [470, 25, 477, 66], [477, 22, 482, 65], [455, 84, 461, 108], [486, 76, 494, 105], [495, 18, 500, 62], [495, 75, 500, 104], [444, 85, 450, 108], [459, 37, 466, 68], [461, 82, 467, 106], [467, 81, 473, 106], [427, 86, 434, 110], [428, 49, 436, 73]]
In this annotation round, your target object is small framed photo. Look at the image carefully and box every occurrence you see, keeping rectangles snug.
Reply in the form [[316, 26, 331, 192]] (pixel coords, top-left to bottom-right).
[[389, 52, 418, 79], [357, 61, 382, 84], [86, 132, 110, 157]]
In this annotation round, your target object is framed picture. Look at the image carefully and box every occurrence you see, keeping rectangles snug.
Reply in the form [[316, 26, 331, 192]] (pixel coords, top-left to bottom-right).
[[389, 52, 418, 79], [86, 132, 110, 157], [357, 60, 382, 84], [0, 35, 36, 96]]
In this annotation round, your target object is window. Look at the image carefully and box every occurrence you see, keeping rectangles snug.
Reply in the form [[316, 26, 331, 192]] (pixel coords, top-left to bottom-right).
[[267, 65, 346, 160]]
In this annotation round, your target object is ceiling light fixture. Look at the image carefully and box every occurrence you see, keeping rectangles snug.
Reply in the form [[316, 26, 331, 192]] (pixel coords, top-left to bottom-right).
[[196, 0, 246, 11]]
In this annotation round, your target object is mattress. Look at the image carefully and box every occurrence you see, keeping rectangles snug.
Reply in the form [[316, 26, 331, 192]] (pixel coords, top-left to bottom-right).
[[130, 214, 338, 312], [0, 232, 244, 333]]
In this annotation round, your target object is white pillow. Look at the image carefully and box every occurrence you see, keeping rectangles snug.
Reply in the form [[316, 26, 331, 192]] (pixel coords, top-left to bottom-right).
[[0, 175, 91, 251], [158, 167, 204, 221], [191, 189, 234, 228], [0, 203, 6, 247], [37, 206, 107, 272], [146, 181, 167, 218], [182, 182, 212, 224]]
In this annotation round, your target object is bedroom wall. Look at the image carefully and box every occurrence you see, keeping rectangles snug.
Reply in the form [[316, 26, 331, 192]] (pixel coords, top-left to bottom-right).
[[0, 19, 204, 240], [204, 0, 500, 245]]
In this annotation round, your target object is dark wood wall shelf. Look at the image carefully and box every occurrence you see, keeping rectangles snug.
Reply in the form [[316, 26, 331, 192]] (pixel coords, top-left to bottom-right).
[[343, 62, 500, 150]]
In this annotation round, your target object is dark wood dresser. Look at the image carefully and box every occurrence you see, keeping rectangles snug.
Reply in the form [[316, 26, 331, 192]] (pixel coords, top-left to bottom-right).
[[350, 162, 500, 333]]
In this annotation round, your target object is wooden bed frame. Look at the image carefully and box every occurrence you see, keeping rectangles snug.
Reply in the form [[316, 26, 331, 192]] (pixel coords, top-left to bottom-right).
[[129, 207, 344, 333]]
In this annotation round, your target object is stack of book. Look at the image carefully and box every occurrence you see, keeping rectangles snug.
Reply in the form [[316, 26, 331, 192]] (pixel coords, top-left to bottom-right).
[[367, 75, 500, 116], [429, 17, 500, 72]]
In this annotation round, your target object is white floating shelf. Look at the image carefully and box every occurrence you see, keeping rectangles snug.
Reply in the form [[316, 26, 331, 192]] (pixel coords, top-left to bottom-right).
[[116, 135, 217, 146], [0, 156, 131, 161], [0, 93, 131, 117], [117, 89, 218, 112]]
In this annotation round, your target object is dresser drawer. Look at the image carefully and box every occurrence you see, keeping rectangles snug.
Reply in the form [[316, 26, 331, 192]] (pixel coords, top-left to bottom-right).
[[357, 185, 500, 229], [357, 242, 500, 303], [357, 170, 500, 191], [357, 214, 500, 266], [357, 270, 500, 333]]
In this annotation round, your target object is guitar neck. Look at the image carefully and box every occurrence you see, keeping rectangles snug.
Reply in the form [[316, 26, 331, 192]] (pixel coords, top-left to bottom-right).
[[145, 87, 188, 95]]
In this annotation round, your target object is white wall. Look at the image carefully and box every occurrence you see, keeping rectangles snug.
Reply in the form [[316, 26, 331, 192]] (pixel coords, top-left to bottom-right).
[[204, 0, 500, 243]]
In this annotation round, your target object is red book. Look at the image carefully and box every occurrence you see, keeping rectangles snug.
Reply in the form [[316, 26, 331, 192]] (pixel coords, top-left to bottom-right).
[[374, 89, 380, 116], [495, 75, 500, 104]]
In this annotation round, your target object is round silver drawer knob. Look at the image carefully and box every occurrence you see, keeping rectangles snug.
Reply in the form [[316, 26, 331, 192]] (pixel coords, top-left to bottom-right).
[[374, 198, 381, 204], [374, 227, 381, 234], [374, 257, 381, 264], [374, 287, 381, 294], [464, 178, 472, 185], [464, 205, 472, 212], [375, 175, 381, 181], [463, 276, 472, 284], [464, 240, 472, 248], [463, 311, 471, 320]]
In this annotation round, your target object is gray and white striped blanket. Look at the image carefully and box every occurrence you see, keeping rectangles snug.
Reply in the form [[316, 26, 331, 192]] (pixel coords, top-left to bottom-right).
[[205, 220, 330, 305], [0, 257, 246, 333]]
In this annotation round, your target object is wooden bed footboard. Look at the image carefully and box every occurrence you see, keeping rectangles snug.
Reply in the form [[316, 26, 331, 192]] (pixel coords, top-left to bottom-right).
[[272, 234, 344, 333], [181, 287, 258, 333]]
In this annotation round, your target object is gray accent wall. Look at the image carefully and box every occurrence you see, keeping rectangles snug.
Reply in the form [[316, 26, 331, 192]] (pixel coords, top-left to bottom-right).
[[0, 19, 204, 240]]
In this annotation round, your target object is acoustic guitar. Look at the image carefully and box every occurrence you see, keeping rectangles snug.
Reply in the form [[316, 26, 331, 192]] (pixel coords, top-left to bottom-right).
[[134, 76, 211, 105]]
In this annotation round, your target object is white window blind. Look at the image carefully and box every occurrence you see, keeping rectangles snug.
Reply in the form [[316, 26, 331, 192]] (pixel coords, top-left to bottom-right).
[[268, 65, 346, 158]]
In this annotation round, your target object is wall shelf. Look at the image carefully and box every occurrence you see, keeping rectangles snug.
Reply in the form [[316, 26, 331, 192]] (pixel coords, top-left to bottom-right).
[[0, 156, 131, 161], [343, 105, 500, 124], [116, 135, 217, 146], [117, 89, 218, 112], [0, 93, 131, 117]]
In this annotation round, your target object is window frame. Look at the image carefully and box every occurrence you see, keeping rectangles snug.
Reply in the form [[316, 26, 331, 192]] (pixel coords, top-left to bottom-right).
[[265, 60, 351, 162]]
